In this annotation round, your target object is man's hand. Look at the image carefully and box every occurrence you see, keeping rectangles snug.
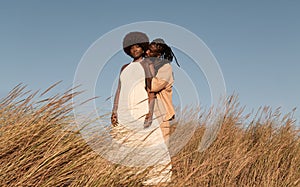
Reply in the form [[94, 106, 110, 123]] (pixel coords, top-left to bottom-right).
[[144, 112, 153, 128], [111, 112, 118, 127]]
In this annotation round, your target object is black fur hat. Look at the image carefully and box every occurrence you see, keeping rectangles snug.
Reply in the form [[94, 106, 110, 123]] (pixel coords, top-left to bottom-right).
[[123, 32, 149, 57]]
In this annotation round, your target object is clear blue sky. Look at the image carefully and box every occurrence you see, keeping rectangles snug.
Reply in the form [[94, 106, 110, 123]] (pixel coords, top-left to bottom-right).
[[1, 1, 300, 122]]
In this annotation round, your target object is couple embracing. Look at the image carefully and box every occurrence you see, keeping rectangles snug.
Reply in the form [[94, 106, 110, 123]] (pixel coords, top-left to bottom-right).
[[110, 31, 178, 185]]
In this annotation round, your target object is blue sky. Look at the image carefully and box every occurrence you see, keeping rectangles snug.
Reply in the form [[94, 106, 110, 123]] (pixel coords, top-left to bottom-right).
[[1, 1, 300, 122]]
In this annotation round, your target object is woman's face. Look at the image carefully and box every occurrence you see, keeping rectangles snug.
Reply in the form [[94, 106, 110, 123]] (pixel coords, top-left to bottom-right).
[[146, 44, 161, 58], [130, 44, 144, 59]]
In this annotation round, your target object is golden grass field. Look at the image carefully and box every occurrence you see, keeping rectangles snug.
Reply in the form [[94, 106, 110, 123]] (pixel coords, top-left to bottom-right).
[[1, 84, 300, 186]]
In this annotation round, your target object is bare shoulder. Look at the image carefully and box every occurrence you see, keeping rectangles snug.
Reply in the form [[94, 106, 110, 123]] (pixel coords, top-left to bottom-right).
[[120, 63, 130, 73]]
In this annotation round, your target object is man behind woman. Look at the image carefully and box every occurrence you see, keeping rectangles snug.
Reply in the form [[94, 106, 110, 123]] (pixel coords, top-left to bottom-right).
[[145, 38, 177, 144]]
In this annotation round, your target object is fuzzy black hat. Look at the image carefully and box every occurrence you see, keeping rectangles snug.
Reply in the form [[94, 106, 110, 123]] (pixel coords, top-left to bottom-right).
[[123, 32, 149, 57]]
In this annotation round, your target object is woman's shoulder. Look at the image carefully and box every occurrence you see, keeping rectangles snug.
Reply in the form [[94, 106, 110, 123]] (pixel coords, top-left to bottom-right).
[[120, 63, 130, 73]]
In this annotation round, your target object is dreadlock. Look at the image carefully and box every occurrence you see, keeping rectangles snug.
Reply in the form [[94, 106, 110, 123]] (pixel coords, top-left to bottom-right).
[[150, 38, 180, 67]]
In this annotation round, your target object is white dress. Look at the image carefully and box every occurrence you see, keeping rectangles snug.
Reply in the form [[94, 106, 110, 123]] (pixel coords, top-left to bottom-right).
[[111, 61, 172, 184]]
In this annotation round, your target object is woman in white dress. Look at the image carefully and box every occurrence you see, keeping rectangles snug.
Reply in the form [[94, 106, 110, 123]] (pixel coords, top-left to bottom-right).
[[110, 32, 172, 184]]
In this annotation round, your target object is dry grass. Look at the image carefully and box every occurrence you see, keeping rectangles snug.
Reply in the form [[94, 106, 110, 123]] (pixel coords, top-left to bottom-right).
[[1, 84, 300, 186]]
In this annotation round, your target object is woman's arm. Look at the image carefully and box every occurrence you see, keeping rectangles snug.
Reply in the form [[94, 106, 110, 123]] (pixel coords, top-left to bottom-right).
[[111, 64, 129, 126], [111, 78, 120, 126]]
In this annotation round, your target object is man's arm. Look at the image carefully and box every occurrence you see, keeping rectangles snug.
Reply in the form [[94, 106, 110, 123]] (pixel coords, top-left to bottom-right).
[[140, 59, 157, 128], [150, 64, 172, 92]]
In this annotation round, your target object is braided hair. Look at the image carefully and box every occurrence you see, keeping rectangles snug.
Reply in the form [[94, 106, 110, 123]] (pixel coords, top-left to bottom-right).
[[150, 38, 180, 68]]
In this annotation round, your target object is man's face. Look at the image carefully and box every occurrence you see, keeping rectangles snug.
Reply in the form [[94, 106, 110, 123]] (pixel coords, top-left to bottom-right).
[[146, 44, 160, 58], [130, 44, 144, 59]]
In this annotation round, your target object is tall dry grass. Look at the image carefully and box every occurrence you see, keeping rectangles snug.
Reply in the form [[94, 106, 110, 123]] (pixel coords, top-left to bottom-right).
[[1, 84, 300, 186]]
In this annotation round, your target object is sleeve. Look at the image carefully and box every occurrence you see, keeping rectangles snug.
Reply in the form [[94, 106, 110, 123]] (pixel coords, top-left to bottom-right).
[[150, 64, 172, 92], [151, 78, 168, 92]]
